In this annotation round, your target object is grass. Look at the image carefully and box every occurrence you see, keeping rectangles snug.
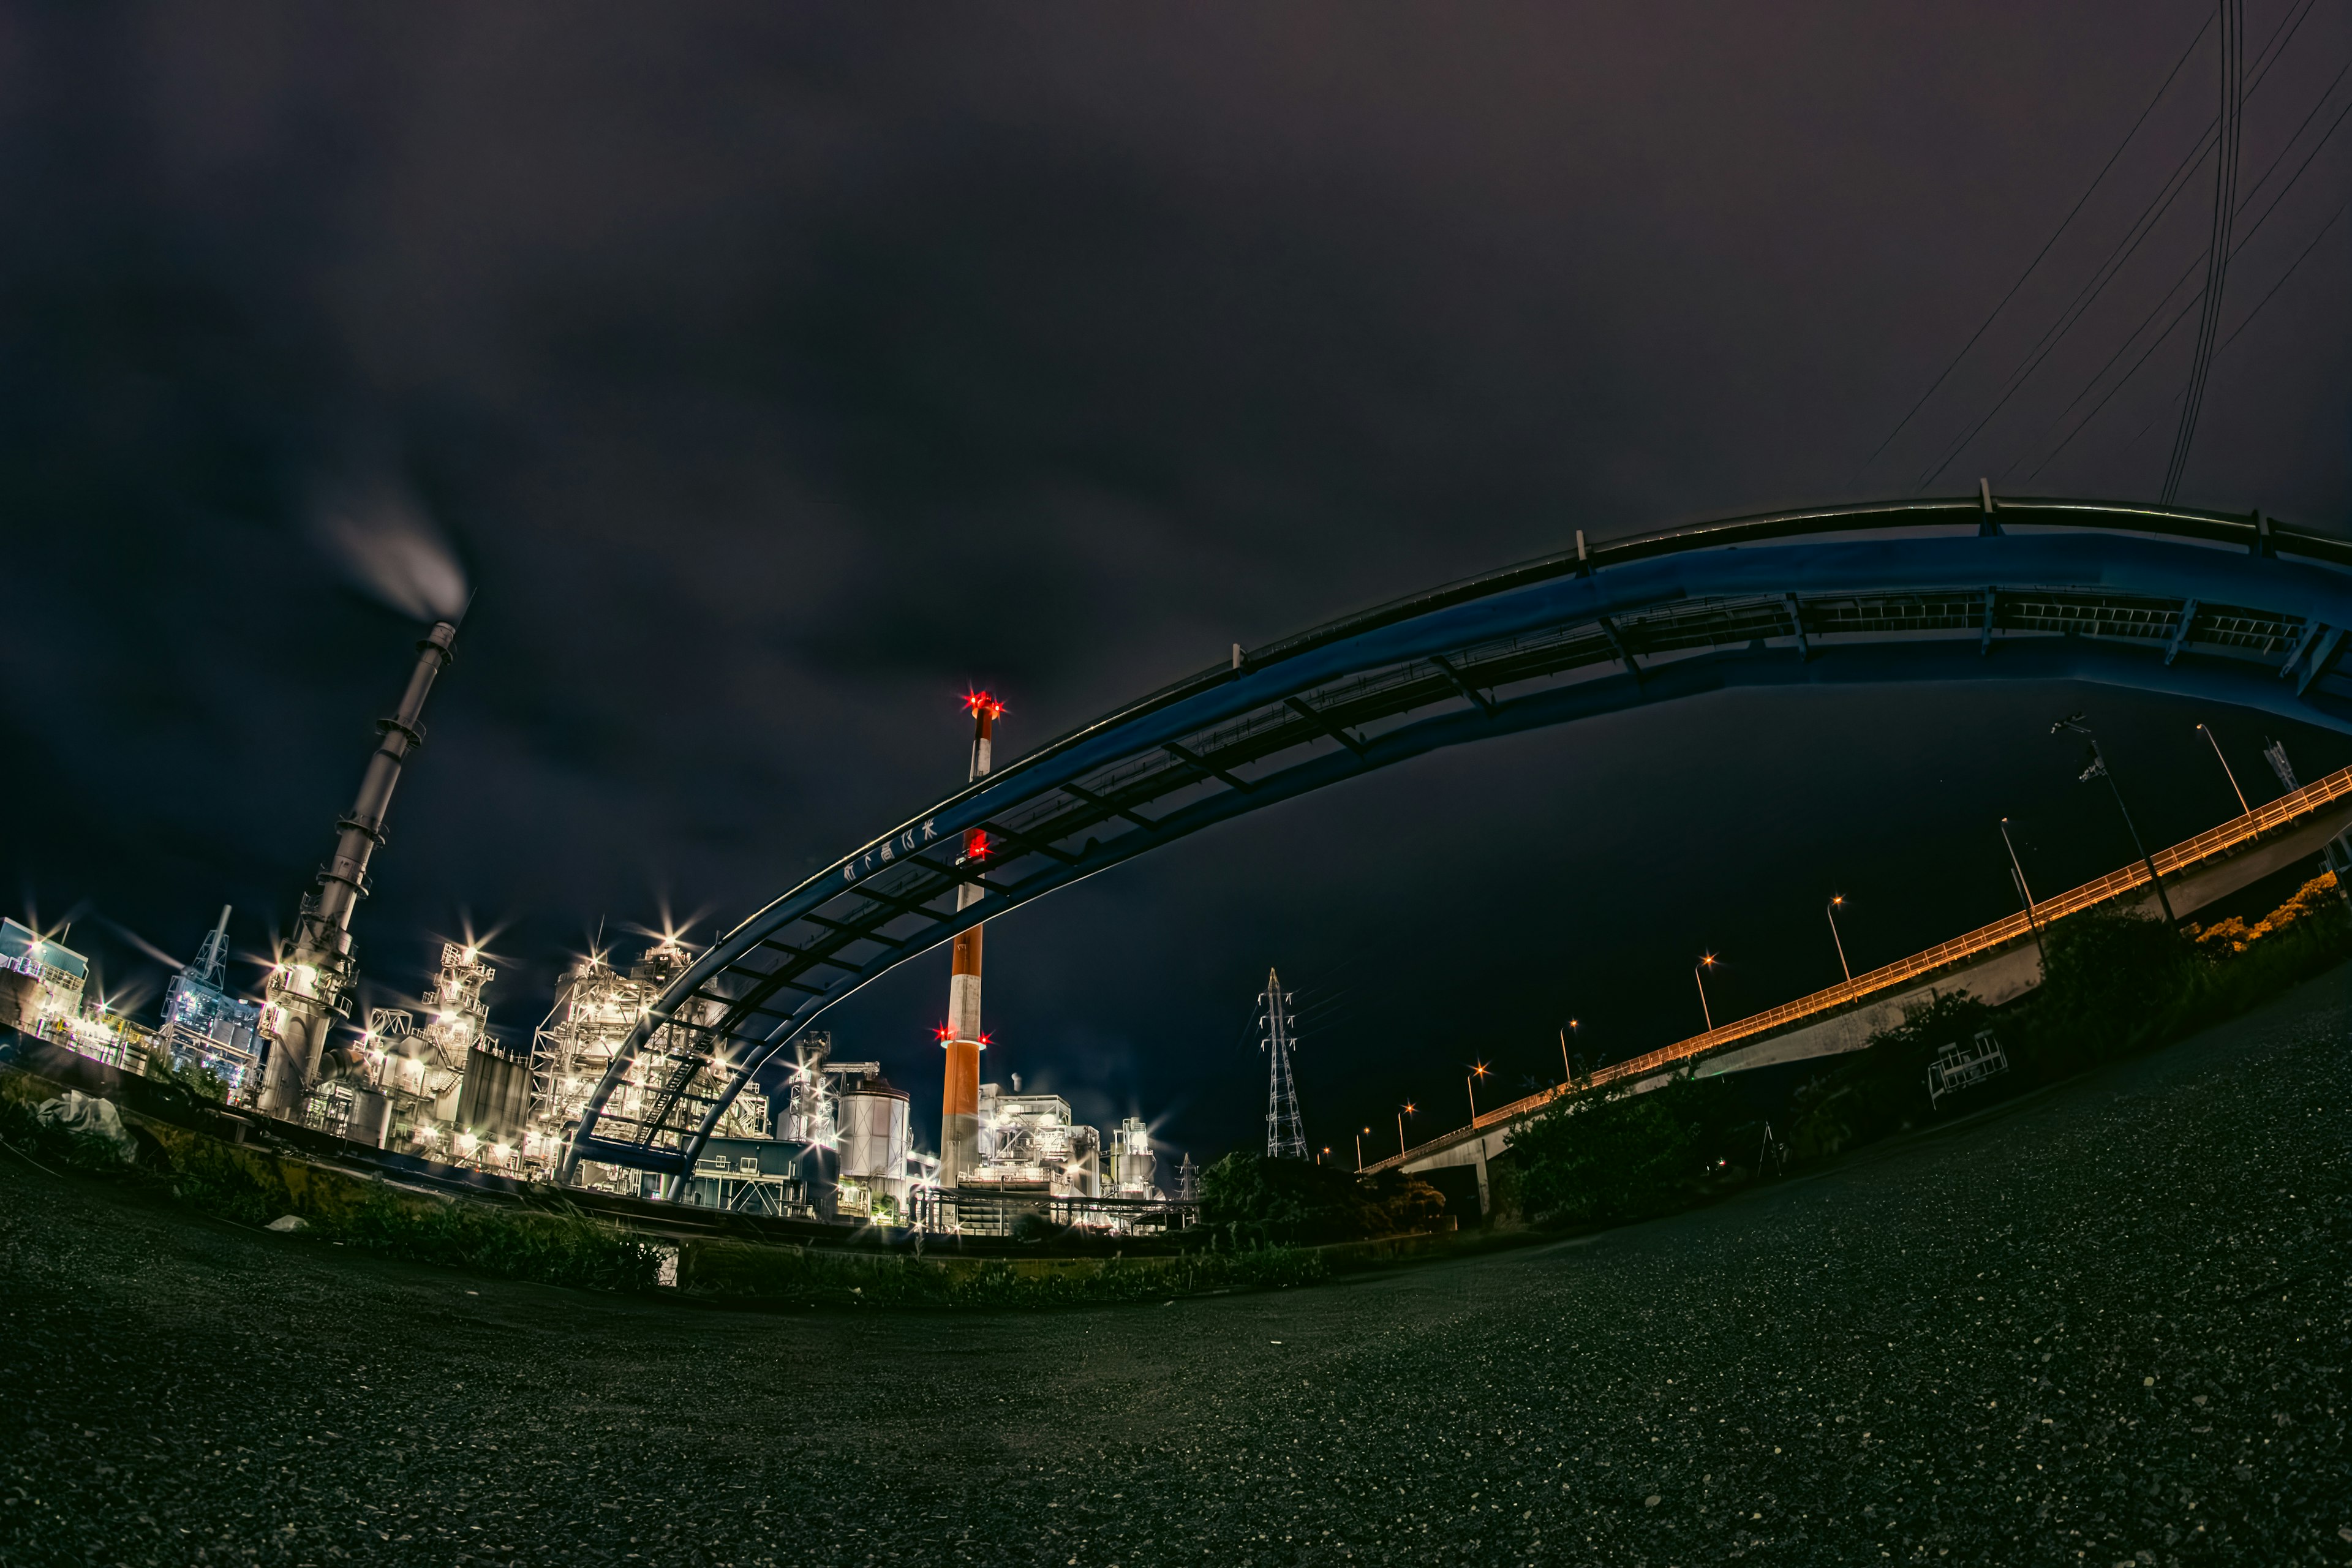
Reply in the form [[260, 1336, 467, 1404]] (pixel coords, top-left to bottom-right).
[[0, 1080, 663, 1294], [0, 1072, 1327, 1308], [678, 1234, 1329, 1308]]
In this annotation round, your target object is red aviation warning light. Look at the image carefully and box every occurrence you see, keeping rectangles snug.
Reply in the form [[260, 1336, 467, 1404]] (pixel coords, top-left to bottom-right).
[[962, 688, 1006, 721], [963, 829, 991, 861]]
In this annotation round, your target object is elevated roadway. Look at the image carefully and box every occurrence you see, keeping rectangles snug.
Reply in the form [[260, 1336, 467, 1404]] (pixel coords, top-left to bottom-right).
[[1367, 760, 2352, 1191]]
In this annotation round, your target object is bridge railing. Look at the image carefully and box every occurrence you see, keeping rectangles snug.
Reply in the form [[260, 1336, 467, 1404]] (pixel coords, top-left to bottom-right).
[[1371, 760, 2352, 1170]]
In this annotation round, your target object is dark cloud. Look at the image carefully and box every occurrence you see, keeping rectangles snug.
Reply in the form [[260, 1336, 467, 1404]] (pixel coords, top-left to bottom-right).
[[4, 2, 2348, 1157]]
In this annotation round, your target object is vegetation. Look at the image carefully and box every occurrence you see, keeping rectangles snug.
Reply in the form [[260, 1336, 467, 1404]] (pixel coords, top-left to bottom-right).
[[1506, 1073, 1745, 1227], [141, 1048, 230, 1104], [1196, 1151, 1446, 1246], [0, 1089, 663, 1293], [1509, 872, 2352, 1230], [678, 1234, 1329, 1308]]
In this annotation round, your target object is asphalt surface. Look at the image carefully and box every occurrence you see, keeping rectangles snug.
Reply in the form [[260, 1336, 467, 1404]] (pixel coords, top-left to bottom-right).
[[4, 974, 2350, 1567]]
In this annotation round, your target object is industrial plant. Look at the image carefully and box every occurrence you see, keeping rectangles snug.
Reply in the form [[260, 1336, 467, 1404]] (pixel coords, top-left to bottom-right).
[[3, 618, 1184, 1235]]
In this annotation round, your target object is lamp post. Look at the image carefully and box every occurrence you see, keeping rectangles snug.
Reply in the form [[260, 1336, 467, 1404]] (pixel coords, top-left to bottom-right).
[[1355, 1126, 1370, 1171], [2052, 713, 2178, 933], [2196, 722, 2249, 816], [1999, 815, 2047, 966], [1396, 1102, 1415, 1160], [1694, 954, 1719, 1032], [1825, 896, 1852, 984], [1560, 1018, 1579, 1085], [1466, 1061, 1490, 1120]]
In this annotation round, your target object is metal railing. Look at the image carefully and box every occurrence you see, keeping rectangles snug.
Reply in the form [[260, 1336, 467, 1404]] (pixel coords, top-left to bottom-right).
[[1371, 760, 2352, 1170]]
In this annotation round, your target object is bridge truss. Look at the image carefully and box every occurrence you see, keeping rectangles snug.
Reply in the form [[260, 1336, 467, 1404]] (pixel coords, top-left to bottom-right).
[[560, 496, 2352, 1189]]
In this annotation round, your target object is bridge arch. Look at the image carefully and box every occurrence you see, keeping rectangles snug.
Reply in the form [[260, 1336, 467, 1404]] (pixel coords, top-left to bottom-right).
[[559, 496, 2352, 1188]]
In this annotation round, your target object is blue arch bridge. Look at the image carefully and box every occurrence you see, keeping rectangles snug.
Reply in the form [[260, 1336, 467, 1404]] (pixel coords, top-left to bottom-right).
[[559, 494, 2352, 1194]]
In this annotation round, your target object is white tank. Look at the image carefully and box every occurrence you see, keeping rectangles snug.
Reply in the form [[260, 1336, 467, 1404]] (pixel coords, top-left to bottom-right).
[[837, 1081, 911, 1182]]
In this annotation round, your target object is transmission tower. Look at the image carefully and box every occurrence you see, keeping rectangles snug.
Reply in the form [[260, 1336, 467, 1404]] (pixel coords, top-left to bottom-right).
[[1258, 968, 1306, 1159]]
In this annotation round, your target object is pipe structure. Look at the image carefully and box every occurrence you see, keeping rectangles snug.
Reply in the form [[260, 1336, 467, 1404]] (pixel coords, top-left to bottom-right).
[[938, 691, 1001, 1188], [257, 620, 459, 1116]]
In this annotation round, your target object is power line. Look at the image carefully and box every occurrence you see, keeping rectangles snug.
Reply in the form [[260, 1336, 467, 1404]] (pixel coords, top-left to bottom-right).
[[1847, 8, 2215, 483], [1907, 0, 2320, 491], [2016, 48, 2352, 470], [2163, 0, 2248, 503], [2018, 64, 2352, 480], [2095, 199, 2351, 467]]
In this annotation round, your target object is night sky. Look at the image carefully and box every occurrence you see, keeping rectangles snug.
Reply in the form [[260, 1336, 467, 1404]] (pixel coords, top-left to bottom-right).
[[5, 4, 2349, 1166]]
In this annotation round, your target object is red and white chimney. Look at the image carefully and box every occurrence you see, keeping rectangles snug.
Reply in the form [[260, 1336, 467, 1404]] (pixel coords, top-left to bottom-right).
[[939, 690, 1002, 1188]]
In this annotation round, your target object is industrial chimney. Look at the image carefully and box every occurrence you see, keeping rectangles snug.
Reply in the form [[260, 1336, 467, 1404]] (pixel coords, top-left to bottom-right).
[[938, 690, 1001, 1188], [256, 620, 459, 1117]]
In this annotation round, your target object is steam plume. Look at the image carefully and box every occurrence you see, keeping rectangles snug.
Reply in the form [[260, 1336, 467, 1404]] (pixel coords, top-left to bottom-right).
[[315, 479, 470, 622]]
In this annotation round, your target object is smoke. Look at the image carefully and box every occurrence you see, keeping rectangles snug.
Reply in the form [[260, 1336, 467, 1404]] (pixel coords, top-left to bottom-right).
[[314, 479, 470, 622]]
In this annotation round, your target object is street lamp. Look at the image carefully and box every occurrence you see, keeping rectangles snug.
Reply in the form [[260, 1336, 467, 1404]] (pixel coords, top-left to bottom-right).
[[1355, 1126, 1371, 1171], [2000, 815, 2048, 967], [1559, 1017, 1580, 1085], [2052, 713, 2178, 932], [1466, 1061, 1490, 1120], [2196, 723, 2249, 816], [1825, 895, 1852, 984], [1396, 1102, 1416, 1160], [1694, 954, 1720, 1032]]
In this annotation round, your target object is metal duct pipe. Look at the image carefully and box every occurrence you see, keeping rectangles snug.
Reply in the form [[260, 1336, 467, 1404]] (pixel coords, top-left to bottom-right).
[[257, 620, 459, 1117]]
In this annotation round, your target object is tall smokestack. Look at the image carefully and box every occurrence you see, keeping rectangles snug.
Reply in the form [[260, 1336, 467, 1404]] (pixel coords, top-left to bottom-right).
[[257, 620, 459, 1116], [938, 690, 1001, 1188]]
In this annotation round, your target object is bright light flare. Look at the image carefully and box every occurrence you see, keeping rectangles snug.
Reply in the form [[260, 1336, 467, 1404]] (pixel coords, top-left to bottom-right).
[[962, 688, 1006, 720]]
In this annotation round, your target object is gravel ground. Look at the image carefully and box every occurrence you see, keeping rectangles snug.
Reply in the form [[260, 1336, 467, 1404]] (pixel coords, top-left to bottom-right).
[[4, 973, 2350, 1568]]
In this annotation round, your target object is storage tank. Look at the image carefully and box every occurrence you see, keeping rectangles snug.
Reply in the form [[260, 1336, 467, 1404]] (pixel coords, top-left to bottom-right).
[[838, 1075, 911, 1193]]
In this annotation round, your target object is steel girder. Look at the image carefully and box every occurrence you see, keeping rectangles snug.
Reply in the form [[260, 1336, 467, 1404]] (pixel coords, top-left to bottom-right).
[[558, 496, 2352, 1187]]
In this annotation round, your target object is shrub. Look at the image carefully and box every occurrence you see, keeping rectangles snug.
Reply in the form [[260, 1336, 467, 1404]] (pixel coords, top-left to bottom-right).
[[1197, 1153, 1444, 1246], [1784, 989, 1994, 1160], [1507, 1072, 1740, 1227]]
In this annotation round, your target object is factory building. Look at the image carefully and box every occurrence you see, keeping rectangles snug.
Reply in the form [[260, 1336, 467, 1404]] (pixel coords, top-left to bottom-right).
[[1106, 1115, 1161, 1200], [155, 908, 265, 1098], [525, 938, 748, 1193], [0, 919, 89, 1041], [0, 919, 158, 1072], [1, 640, 1190, 1237], [302, 940, 529, 1164]]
